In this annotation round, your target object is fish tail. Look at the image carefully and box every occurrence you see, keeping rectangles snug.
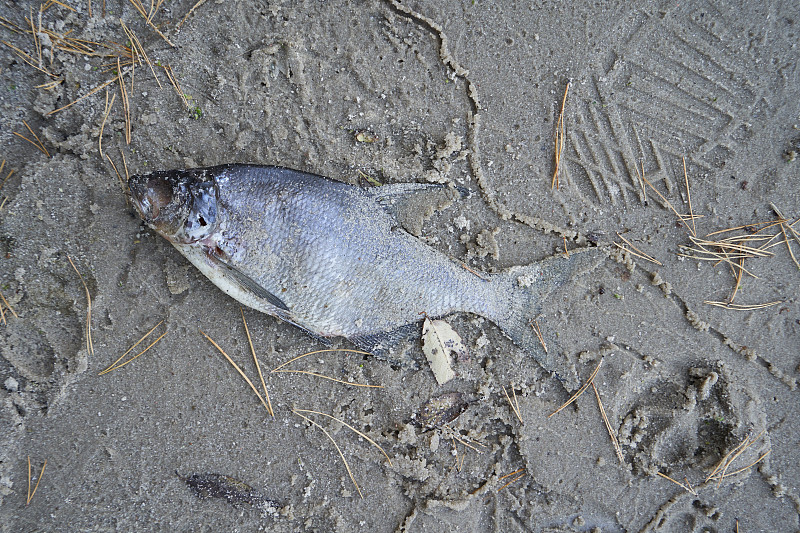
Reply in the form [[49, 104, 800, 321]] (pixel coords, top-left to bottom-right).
[[489, 247, 606, 389]]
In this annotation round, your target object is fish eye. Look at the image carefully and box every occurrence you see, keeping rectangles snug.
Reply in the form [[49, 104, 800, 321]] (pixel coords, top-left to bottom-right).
[[182, 184, 217, 242]]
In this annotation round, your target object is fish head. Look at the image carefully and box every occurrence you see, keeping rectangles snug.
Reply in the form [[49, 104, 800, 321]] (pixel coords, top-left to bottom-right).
[[129, 168, 219, 244]]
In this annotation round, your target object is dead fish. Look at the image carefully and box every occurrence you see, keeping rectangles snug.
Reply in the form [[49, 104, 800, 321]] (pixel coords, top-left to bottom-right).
[[129, 165, 600, 386]]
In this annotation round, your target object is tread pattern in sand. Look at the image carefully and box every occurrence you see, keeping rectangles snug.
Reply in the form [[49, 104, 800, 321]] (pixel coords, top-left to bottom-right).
[[564, 0, 779, 207]]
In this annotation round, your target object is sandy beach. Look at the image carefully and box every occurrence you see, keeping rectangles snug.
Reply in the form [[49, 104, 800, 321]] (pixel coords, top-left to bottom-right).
[[1, 1, 798, 531]]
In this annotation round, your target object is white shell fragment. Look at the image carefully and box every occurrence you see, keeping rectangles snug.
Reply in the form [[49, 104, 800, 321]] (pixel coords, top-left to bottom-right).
[[421, 317, 467, 385]]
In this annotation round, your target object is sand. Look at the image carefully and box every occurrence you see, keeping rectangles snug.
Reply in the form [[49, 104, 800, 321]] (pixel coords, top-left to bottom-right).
[[1, 0, 798, 531]]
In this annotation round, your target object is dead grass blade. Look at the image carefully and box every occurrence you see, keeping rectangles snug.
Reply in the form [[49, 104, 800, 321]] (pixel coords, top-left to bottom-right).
[[551, 80, 570, 189], [241, 309, 273, 417], [199, 329, 272, 415], [294, 408, 392, 467], [67, 255, 93, 356], [592, 383, 624, 464], [502, 383, 522, 424], [99, 320, 165, 375], [548, 359, 603, 418], [656, 471, 697, 496], [293, 410, 363, 498], [26, 457, 47, 505]]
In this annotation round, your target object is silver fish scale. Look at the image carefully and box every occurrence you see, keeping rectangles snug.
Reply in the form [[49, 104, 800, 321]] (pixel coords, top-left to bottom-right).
[[213, 166, 496, 338]]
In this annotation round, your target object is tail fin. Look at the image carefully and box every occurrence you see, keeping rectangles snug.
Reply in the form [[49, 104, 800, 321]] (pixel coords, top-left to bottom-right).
[[489, 247, 606, 390]]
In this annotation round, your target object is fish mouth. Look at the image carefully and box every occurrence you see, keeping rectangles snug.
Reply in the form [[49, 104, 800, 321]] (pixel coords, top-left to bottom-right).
[[128, 171, 191, 241]]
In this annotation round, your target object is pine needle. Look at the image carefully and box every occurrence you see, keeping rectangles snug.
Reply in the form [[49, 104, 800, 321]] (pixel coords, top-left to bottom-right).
[[162, 64, 190, 108], [706, 431, 767, 486], [99, 320, 164, 375], [294, 408, 392, 466], [592, 383, 624, 464], [105, 152, 126, 191], [67, 255, 93, 356], [47, 70, 125, 115], [0, 289, 19, 319], [272, 348, 371, 372], [703, 300, 782, 311], [127, 0, 175, 47], [293, 410, 363, 499], [199, 329, 272, 415], [273, 369, 383, 388], [548, 359, 603, 418], [177, 0, 209, 30], [26, 457, 47, 505], [98, 90, 116, 158], [530, 318, 548, 353], [497, 470, 527, 492], [117, 57, 131, 144], [656, 471, 697, 495], [615, 232, 662, 265], [502, 384, 522, 424], [551, 80, 570, 189], [682, 157, 696, 237], [640, 173, 696, 237], [241, 309, 273, 417]]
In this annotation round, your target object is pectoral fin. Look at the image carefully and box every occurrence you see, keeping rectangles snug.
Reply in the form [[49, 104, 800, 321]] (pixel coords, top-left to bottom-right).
[[208, 252, 290, 312]]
